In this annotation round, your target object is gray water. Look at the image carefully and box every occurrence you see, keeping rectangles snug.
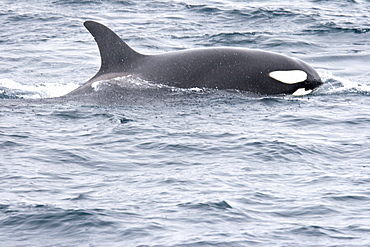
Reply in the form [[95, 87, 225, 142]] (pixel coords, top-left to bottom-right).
[[1, 0, 370, 246]]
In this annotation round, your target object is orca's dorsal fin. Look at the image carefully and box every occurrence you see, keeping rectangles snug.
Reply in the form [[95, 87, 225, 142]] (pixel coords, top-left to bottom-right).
[[84, 21, 143, 77]]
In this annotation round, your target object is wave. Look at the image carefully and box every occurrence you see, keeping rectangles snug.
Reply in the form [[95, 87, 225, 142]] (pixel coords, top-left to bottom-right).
[[0, 203, 117, 246], [305, 22, 370, 34]]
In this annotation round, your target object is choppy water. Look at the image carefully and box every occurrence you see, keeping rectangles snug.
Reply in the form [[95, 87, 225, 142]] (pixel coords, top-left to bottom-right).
[[1, 0, 370, 246]]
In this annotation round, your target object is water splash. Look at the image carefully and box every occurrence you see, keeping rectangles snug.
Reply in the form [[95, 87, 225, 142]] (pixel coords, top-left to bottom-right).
[[318, 70, 370, 95], [0, 78, 79, 99]]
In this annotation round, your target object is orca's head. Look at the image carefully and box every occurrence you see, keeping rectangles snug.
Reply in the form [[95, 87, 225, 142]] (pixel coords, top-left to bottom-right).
[[268, 68, 323, 96], [241, 51, 324, 96]]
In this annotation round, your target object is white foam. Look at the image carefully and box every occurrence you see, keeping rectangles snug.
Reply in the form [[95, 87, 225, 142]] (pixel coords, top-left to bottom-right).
[[0, 78, 79, 99], [91, 80, 103, 91], [318, 70, 370, 94]]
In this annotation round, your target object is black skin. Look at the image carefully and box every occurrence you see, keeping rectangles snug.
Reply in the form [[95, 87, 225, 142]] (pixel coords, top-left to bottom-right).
[[66, 21, 323, 96]]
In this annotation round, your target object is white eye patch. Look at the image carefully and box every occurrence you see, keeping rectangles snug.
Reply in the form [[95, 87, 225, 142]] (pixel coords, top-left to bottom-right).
[[269, 70, 308, 84]]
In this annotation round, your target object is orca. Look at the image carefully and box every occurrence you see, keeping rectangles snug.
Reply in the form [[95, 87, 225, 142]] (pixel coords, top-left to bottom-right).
[[66, 21, 323, 96]]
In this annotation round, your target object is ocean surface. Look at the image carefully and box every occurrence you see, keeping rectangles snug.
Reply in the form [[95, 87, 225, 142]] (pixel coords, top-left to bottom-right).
[[1, 0, 370, 246]]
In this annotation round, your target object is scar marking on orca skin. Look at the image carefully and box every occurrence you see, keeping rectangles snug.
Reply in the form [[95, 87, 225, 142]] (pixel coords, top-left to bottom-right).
[[269, 70, 308, 84]]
